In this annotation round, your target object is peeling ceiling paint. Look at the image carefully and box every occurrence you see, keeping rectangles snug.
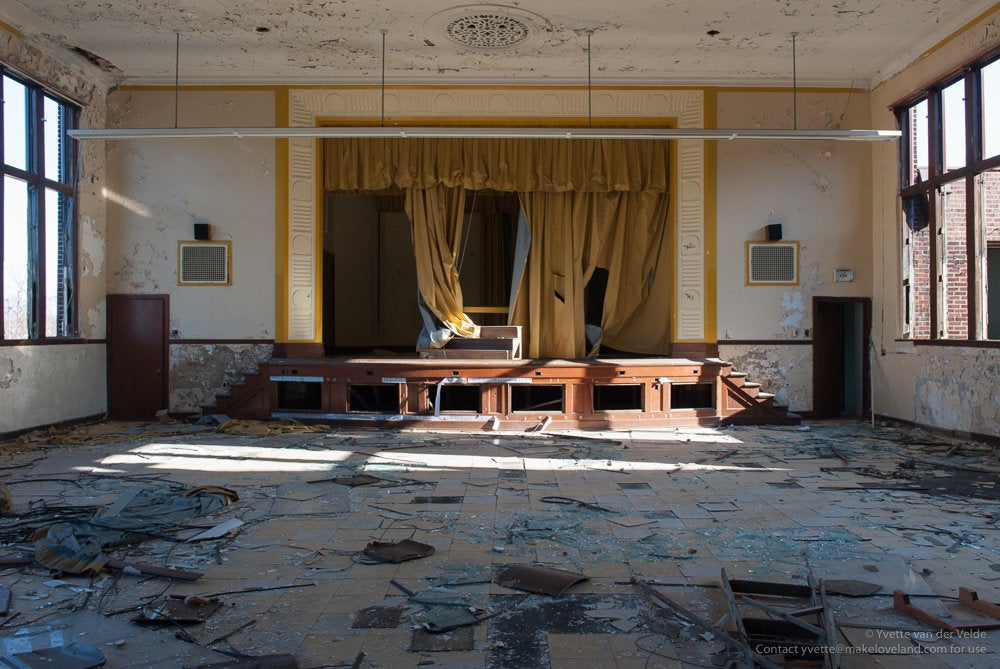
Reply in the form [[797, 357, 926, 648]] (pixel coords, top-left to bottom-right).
[[3, 0, 996, 88]]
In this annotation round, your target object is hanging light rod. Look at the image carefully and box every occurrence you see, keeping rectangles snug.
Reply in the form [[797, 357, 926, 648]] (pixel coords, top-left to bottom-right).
[[69, 126, 900, 141]]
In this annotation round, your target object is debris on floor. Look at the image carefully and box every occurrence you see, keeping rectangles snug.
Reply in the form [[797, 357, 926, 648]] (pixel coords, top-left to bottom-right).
[[0, 418, 999, 667]]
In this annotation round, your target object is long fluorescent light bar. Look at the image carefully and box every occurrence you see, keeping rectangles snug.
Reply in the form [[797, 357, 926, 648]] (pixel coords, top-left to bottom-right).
[[68, 126, 901, 142]]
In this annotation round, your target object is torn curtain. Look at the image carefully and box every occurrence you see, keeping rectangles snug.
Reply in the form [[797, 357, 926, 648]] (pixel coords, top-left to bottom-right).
[[324, 137, 670, 358]]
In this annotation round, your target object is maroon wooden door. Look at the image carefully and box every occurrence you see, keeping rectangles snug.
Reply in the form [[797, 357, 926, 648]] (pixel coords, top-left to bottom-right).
[[812, 300, 845, 419], [107, 294, 169, 420]]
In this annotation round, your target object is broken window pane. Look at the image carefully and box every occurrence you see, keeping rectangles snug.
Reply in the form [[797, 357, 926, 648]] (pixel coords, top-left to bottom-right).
[[907, 99, 930, 184], [939, 179, 968, 339], [983, 168, 1000, 339], [984, 59, 1000, 159], [44, 188, 67, 337], [2, 76, 28, 171], [906, 196, 932, 339], [43, 96, 67, 183], [942, 79, 966, 171]]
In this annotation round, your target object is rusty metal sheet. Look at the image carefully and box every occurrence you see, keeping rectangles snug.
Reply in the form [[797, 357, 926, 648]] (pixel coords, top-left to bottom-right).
[[496, 565, 587, 595]]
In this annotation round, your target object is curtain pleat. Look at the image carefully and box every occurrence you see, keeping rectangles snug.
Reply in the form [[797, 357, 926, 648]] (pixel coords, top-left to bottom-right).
[[405, 185, 479, 343], [511, 191, 671, 358]]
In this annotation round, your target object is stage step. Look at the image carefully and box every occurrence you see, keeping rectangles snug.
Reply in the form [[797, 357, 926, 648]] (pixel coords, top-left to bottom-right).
[[418, 325, 522, 360]]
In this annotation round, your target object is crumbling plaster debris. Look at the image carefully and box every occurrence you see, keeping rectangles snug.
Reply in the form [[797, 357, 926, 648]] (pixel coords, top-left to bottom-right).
[[170, 343, 274, 413]]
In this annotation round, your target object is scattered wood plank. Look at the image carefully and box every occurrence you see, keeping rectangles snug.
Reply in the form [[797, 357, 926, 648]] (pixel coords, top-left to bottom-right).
[[105, 559, 202, 581]]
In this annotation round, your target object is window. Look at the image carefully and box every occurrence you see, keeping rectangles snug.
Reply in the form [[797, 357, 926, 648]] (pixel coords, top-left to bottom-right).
[[897, 53, 1000, 341], [1, 69, 78, 340]]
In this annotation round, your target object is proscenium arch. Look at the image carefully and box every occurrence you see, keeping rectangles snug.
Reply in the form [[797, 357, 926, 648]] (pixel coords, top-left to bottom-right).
[[281, 87, 709, 351]]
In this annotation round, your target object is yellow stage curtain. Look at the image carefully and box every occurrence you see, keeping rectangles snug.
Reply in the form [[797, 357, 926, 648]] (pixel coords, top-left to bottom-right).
[[511, 191, 670, 358], [593, 191, 671, 354], [326, 138, 670, 358], [324, 138, 669, 193], [405, 185, 480, 343]]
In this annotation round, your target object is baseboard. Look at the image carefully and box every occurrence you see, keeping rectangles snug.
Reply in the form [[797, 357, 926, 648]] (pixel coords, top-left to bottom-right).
[[0, 412, 107, 444], [874, 414, 1000, 448]]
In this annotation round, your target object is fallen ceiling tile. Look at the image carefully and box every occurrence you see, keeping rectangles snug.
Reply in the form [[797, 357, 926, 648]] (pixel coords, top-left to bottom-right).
[[496, 565, 588, 595], [362, 539, 435, 563], [352, 605, 405, 629]]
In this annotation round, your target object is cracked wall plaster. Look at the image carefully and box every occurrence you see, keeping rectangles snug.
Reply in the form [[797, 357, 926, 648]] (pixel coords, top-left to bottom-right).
[[719, 344, 812, 412], [915, 349, 1000, 436], [169, 344, 274, 414], [0, 357, 22, 390], [716, 89, 872, 340]]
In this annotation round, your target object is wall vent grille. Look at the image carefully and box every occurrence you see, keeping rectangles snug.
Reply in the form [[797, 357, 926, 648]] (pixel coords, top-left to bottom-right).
[[178, 241, 232, 285], [746, 241, 798, 285]]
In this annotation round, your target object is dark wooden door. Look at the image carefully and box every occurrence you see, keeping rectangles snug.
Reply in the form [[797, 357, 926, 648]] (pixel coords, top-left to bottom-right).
[[812, 300, 845, 419], [107, 294, 169, 420], [813, 297, 872, 419]]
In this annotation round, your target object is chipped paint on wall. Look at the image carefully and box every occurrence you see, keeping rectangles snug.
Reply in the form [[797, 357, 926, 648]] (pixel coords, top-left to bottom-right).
[[80, 216, 105, 278], [170, 344, 274, 414], [87, 300, 106, 338], [719, 344, 812, 412], [778, 291, 805, 329], [0, 357, 21, 390], [915, 349, 1000, 437]]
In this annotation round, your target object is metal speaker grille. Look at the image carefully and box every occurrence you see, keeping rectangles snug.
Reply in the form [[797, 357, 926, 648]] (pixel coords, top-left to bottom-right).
[[179, 242, 230, 285], [748, 242, 798, 284]]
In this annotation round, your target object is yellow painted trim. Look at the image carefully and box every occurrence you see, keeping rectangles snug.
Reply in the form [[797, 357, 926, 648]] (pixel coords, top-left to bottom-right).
[[745, 241, 801, 286], [918, 3, 1000, 62], [274, 88, 289, 343], [703, 89, 718, 344], [313, 137, 324, 345], [0, 19, 22, 37], [669, 137, 678, 345]]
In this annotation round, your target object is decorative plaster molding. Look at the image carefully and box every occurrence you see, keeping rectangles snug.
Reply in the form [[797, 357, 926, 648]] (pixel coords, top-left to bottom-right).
[[286, 88, 705, 343]]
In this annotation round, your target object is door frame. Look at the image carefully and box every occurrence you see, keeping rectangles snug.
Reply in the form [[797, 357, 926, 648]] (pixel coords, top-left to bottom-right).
[[812, 296, 872, 418], [107, 294, 170, 419]]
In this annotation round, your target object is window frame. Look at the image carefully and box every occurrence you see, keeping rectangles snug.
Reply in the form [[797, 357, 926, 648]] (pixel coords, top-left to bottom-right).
[[896, 49, 1000, 343], [1, 66, 79, 342]]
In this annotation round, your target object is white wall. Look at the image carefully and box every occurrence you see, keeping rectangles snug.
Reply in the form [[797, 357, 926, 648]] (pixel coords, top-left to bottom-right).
[[714, 89, 872, 411], [869, 10, 1000, 436], [105, 89, 276, 339], [716, 90, 873, 341], [1, 345, 107, 433]]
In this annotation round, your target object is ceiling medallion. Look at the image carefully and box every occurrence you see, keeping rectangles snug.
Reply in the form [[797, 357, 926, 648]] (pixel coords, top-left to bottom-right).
[[426, 4, 548, 51], [445, 13, 530, 48]]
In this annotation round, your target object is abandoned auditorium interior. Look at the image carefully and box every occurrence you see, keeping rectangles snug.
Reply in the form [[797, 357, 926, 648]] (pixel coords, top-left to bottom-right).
[[2, 1, 1000, 668]]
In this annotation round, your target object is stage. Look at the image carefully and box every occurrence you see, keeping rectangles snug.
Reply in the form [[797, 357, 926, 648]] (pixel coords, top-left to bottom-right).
[[213, 356, 798, 429]]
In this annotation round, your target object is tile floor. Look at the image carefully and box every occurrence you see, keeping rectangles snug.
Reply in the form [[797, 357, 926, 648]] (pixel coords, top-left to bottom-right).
[[2, 418, 1000, 668]]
